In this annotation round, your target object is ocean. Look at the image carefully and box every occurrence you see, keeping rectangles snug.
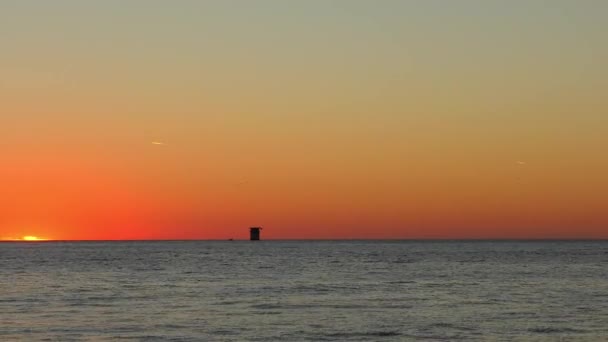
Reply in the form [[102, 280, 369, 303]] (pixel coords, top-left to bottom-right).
[[1, 241, 607, 341]]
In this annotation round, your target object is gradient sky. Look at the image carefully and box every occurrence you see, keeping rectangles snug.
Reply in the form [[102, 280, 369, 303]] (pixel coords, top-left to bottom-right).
[[1, 0, 607, 240]]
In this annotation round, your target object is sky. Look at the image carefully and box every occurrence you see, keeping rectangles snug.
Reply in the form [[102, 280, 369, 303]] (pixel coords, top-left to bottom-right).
[[1, 0, 607, 240]]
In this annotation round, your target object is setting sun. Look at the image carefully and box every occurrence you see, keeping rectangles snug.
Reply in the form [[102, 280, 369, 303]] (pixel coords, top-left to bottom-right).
[[21, 236, 46, 241]]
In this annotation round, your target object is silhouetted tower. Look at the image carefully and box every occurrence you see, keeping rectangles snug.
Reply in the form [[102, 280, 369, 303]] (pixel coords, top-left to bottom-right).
[[250, 227, 262, 241]]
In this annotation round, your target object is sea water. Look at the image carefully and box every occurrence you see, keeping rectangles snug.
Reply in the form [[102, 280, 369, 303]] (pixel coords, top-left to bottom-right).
[[1, 241, 607, 341]]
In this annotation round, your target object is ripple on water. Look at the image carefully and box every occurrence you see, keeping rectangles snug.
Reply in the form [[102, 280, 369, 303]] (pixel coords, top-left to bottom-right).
[[2, 241, 608, 341], [528, 327, 587, 334]]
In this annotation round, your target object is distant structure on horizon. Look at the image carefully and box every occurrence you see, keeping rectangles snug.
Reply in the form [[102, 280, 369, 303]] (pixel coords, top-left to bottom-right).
[[250, 227, 262, 241]]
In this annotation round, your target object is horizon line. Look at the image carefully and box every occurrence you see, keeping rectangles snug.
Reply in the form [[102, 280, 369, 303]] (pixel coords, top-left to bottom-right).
[[2, 238, 608, 242]]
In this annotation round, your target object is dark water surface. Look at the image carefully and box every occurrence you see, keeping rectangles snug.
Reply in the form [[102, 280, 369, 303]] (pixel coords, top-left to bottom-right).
[[1, 241, 607, 341]]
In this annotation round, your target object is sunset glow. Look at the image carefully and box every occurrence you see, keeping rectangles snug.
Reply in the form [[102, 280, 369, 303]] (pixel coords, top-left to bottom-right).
[[1, 1, 607, 240], [0, 236, 48, 242]]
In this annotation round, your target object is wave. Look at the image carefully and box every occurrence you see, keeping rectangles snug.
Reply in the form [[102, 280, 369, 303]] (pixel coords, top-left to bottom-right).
[[528, 327, 586, 334]]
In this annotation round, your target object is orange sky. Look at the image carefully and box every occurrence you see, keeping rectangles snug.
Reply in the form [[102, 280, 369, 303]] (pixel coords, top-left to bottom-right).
[[1, 1, 607, 240]]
